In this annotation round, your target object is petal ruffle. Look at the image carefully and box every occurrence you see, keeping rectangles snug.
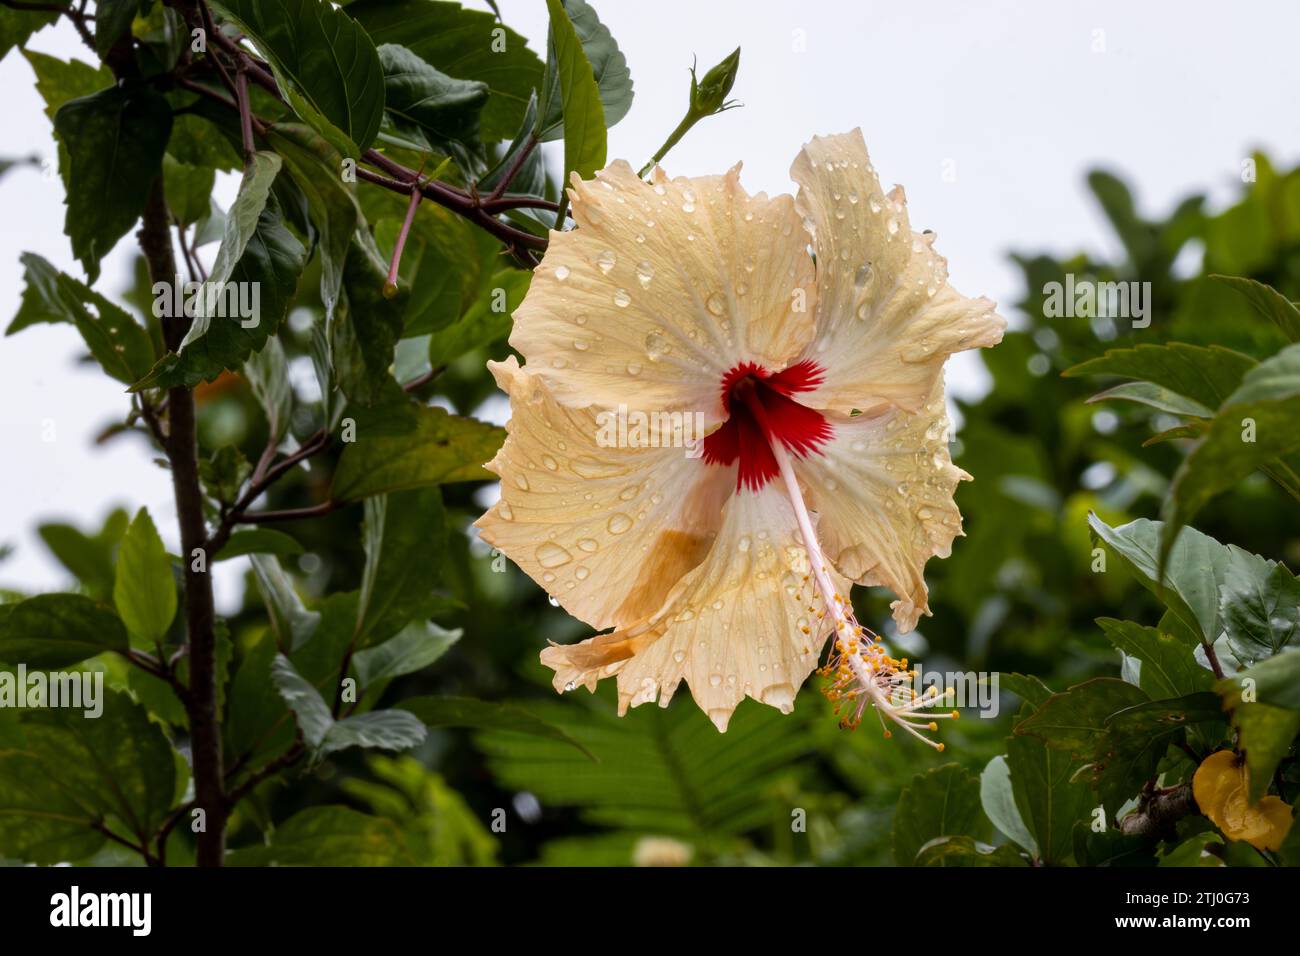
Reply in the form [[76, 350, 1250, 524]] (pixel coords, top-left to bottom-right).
[[475, 357, 733, 631], [541, 484, 847, 730], [794, 378, 967, 633], [789, 129, 1005, 415], [509, 159, 816, 417]]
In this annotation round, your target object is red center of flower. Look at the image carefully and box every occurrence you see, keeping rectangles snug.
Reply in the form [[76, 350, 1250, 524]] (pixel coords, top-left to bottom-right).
[[702, 359, 833, 490]]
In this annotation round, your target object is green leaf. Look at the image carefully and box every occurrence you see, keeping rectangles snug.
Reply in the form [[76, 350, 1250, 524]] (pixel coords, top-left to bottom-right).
[[135, 198, 308, 390], [1095, 617, 1213, 698], [264, 123, 360, 315], [1086, 380, 1213, 417], [224, 629, 295, 768], [163, 155, 217, 226], [995, 672, 1054, 706], [476, 695, 810, 845], [270, 653, 335, 748], [214, 0, 386, 153], [377, 44, 488, 169], [1005, 719, 1095, 864], [206, 151, 284, 290], [1015, 677, 1149, 756], [227, 805, 413, 865], [94, 0, 139, 58], [1212, 275, 1300, 342], [913, 835, 1028, 867], [1063, 342, 1257, 411], [332, 404, 503, 499], [1088, 515, 1279, 649], [427, 267, 530, 367], [244, 335, 293, 445], [1, 8, 58, 59], [15, 689, 178, 841], [891, 763, 985, 866], [331, 234, 406, 405], [352, 620, 460, 687], [0, 752, 107, 864], [249, 554, 320, 651], [55, 85, 172, 282], [36, 519, 119, 599], [980, 754, 1037, 855], [537, 0, 632, 140], [272, 653, 427, 758], [347, 0, 545, 143], [341, 755, 496, 865], [1221, 647, 1300, 710], [1074, 825, 1160, 867], [356, 487, 446, 645], [21, 50, 112, 192], [7, 253, 155, 385], [540, 0, 606, 182], [214, 528, 304, 562], [1164, 343, 1300, 554], [399, 695, 593, 758], [113, 508, 177, 645], [0, 594, 128, 668], [1084, 693, 1221, 817], [319, 709, 428, 756], [1220, 561, 1300, 663]]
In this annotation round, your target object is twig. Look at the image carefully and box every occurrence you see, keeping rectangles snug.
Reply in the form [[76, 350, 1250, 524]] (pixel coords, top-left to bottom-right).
[[234, 60, 256, 163], [485, 133, 538, 203], [225, 740, 306, 808], [236, 500, 344, 524]]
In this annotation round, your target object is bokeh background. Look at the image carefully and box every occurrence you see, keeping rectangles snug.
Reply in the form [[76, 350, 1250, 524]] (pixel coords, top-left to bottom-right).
[[3, 0, 1300, 864]]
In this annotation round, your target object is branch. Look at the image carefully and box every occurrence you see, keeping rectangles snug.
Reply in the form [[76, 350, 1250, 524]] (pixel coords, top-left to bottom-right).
[[1118, 782, 1197, 841], [92, 820, 160, 867], [484, 133, 539, 203], [225, 740, 305, 809], [139, 177, 229, 868], [236, 500, 344, 524]]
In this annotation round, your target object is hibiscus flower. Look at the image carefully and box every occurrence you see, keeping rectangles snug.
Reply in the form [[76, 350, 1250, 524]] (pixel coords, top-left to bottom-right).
[[476, 129, 1004, 741]]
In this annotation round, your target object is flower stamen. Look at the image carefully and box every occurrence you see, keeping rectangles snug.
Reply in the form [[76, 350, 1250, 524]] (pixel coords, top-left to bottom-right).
[[763, 426, 951, 747]]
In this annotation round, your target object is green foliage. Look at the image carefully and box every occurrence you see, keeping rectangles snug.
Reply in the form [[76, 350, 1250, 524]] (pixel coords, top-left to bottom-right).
[[113, 508, 177, 646], [892, 764, 986, 865], [476, 693, 813, 863], [540, 0, 607, 182], [9, 253, 154, 385], [348, 0, 545, 142], [55, 86, 172, 282], [4, 0, 1296, 871], [331, 404, 503, 499], [0, 594, 128, 668], [215, 0, 386, 154]]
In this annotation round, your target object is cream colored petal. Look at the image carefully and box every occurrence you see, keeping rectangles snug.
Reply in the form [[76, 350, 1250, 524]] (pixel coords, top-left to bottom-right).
[[795, 378, 966, 633], [790, 129, 1004, 415], [475, 357, 734, 632], [541, 484, 848, 731], [509, 159, 816, 417]]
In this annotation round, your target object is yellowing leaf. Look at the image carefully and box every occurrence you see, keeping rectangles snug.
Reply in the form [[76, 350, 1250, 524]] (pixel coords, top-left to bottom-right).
[[1193, 750, 1294, 851]]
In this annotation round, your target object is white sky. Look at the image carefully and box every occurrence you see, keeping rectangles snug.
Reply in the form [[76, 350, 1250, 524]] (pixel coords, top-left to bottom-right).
[[2, 0, 1298, 604]]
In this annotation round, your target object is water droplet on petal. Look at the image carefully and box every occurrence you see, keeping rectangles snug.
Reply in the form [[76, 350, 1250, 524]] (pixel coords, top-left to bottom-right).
[[597, 250, 616, 274], [635, 260, 655, 287], [613, 289, 631, 308], [705, 292, 726, 317], [554, 265, 570, 281], [607, 513, 633, 534], [536, 542, 573, 568]]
